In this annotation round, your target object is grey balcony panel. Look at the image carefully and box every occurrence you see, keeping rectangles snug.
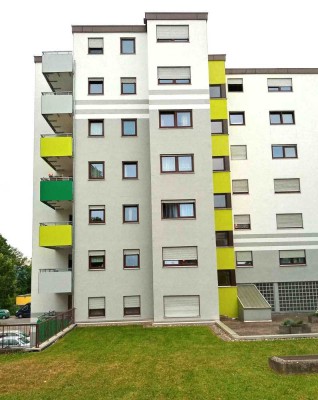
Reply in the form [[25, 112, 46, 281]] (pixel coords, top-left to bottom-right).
[[38, 270, 72, 294], [42, 93, 73, 115], [42, 52, 73, 74]]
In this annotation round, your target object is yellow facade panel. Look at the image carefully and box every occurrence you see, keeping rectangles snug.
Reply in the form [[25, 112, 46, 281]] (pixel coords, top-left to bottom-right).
[[210, 99, 227, 120], [213, 172, 231, 193], [214, 209, 233, 231], [208, 61, 226, 84], [40, 137, 73, 158], [216, 248, 235, 270], [211, 135, 230, 156], [39, 225, 72, 247], [218, 287, 238, 318]]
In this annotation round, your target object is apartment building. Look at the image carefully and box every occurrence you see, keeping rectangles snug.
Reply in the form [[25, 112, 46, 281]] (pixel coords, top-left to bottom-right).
[[32, 12, 220, 324], [32, 12, 318, 324]]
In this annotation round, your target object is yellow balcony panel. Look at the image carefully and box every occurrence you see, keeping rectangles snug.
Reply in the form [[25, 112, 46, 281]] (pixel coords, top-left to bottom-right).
[[41, 135, 72, 158], [218, 287, 238, 318], [211, 135, 229, 156], [214, 209, 233, 231], [213, 172, 231, 194], [216, 248, 235, 270], [39, 223, 72, 248], [208, 61, 226, 84], [210, 99, 227, 120]]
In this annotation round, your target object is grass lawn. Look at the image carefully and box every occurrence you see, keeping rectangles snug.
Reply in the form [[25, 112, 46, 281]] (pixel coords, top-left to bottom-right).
[[1, 326, 318, 400]]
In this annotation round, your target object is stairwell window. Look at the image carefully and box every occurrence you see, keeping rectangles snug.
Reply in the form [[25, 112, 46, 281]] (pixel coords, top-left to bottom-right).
[[211, 120, 228, 134], [214, 194, 231, 209], [213, 156, 230, 172], [217, 270, 236, 286], [209, 84, 226, 98], [215, 231, 233, 247], [159, 110, 192, 128], [162, 201, 195, 219]]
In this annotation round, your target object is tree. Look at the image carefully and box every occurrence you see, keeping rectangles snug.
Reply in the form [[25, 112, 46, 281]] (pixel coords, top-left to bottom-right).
[[0, 234, 30, 311], [0, 253, 16, 311]]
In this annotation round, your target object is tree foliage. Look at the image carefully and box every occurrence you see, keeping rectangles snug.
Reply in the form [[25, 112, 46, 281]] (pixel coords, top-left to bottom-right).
[[0, 234, 31, 311]]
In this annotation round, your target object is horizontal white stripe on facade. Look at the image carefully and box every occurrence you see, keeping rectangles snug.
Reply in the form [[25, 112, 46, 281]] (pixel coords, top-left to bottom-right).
[[234, 236, 318, 244], [74, 114, 150, 119], [234, 245, 318, 251], [75, 104, 149, 110], [149, 104, 210, 110], [149, 94, 209, 100]]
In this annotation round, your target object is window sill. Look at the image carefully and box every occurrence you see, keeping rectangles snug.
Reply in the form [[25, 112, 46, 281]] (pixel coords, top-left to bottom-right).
[[236, 265, 253, 268], [123, 267, 140, 270], [123, 178, 139, 180], [88, 135, 105, 138], [163, 265, 198, 269], [162, 218, 196, 220], [88, 269, 106, 271], [280, 264, 306, 267], [161, 171, 194, 174], [159, 126, 193, 129], [88, 179, 105, 181], [89, 223, 106, 225], [123, 222, 139, 224]]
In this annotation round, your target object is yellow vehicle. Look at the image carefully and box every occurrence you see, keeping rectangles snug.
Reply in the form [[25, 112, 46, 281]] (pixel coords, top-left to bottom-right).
[[16, 294, 31, 306]]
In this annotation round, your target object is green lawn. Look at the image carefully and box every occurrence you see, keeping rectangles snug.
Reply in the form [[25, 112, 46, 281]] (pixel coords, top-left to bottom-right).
[[1, 326, 318, 399]]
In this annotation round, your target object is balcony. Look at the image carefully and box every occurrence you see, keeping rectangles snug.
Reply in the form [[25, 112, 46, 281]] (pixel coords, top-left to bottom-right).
[[39, 222, 72, 249], [38, 269, 72, 294], [40, 134, 72, 173], [41, 92, 73, 133], [42, 51, 73, 92], [40, 177, 73, 210]]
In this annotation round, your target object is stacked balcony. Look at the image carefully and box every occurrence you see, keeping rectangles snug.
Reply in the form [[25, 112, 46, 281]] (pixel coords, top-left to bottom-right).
[[38, 269, 72, 294], [39, 222, 72, 249], [40, 177, 73, 210], [41, 51, 73, 134]]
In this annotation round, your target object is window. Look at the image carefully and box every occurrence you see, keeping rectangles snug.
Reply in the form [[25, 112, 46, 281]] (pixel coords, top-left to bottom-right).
[[121, 38, 135, 54], [88, 78, 104, 95], [268, 78, 292, 92], [88, 38, 103, 54], [156, 25, 189, 42], [162, 201, 195, 219], [213, 156, 230, 172], [123, 250, 140, 269], [121, 78, 136, 94], [88, 297, 105, 317], [227, 78, 243, 92], [215, 231, 233, 247], [162, 246, 198, 267], [269, 111, 295, 125], [123, 296, 140, 316], [276, 213, 303, 229], [89, 206, 105, 224], [122, 119, 137, 136], [279, 250, 306, 266], [89, 162, 104, 179], [272, 145, 297, 159], [217, 270, 236, 286], [158, 67, 191, 84], [164, 296, 200, 318], [231, 145, 247, 160], [236, 251, 253, 267], [89, 120, 104, 137], [123, 162, 138, 179], [234, 214, 251, 230], [159, 110, 192, 128], [232, 179, 249, 194], [123, 205, 139, 223], [88, 251, 105, 270], [161, 155, 193, 173], [209, 84, 226, 98], [274, 178, 300, 193], [229, 112, 245, 125], [211, 120, 228, 134], [214, 194, 231, 209]]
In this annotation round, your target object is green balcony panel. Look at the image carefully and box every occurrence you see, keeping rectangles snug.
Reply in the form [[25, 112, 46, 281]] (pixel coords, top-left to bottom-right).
[[40, 179, 73, 210]]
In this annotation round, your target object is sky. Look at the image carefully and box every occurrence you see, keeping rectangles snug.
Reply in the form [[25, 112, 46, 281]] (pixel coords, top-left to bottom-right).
[[1, 0, 317, 258]]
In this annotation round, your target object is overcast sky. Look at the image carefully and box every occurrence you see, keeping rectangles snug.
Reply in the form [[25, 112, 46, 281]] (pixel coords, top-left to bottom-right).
[[1, 0, 317, 258]]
